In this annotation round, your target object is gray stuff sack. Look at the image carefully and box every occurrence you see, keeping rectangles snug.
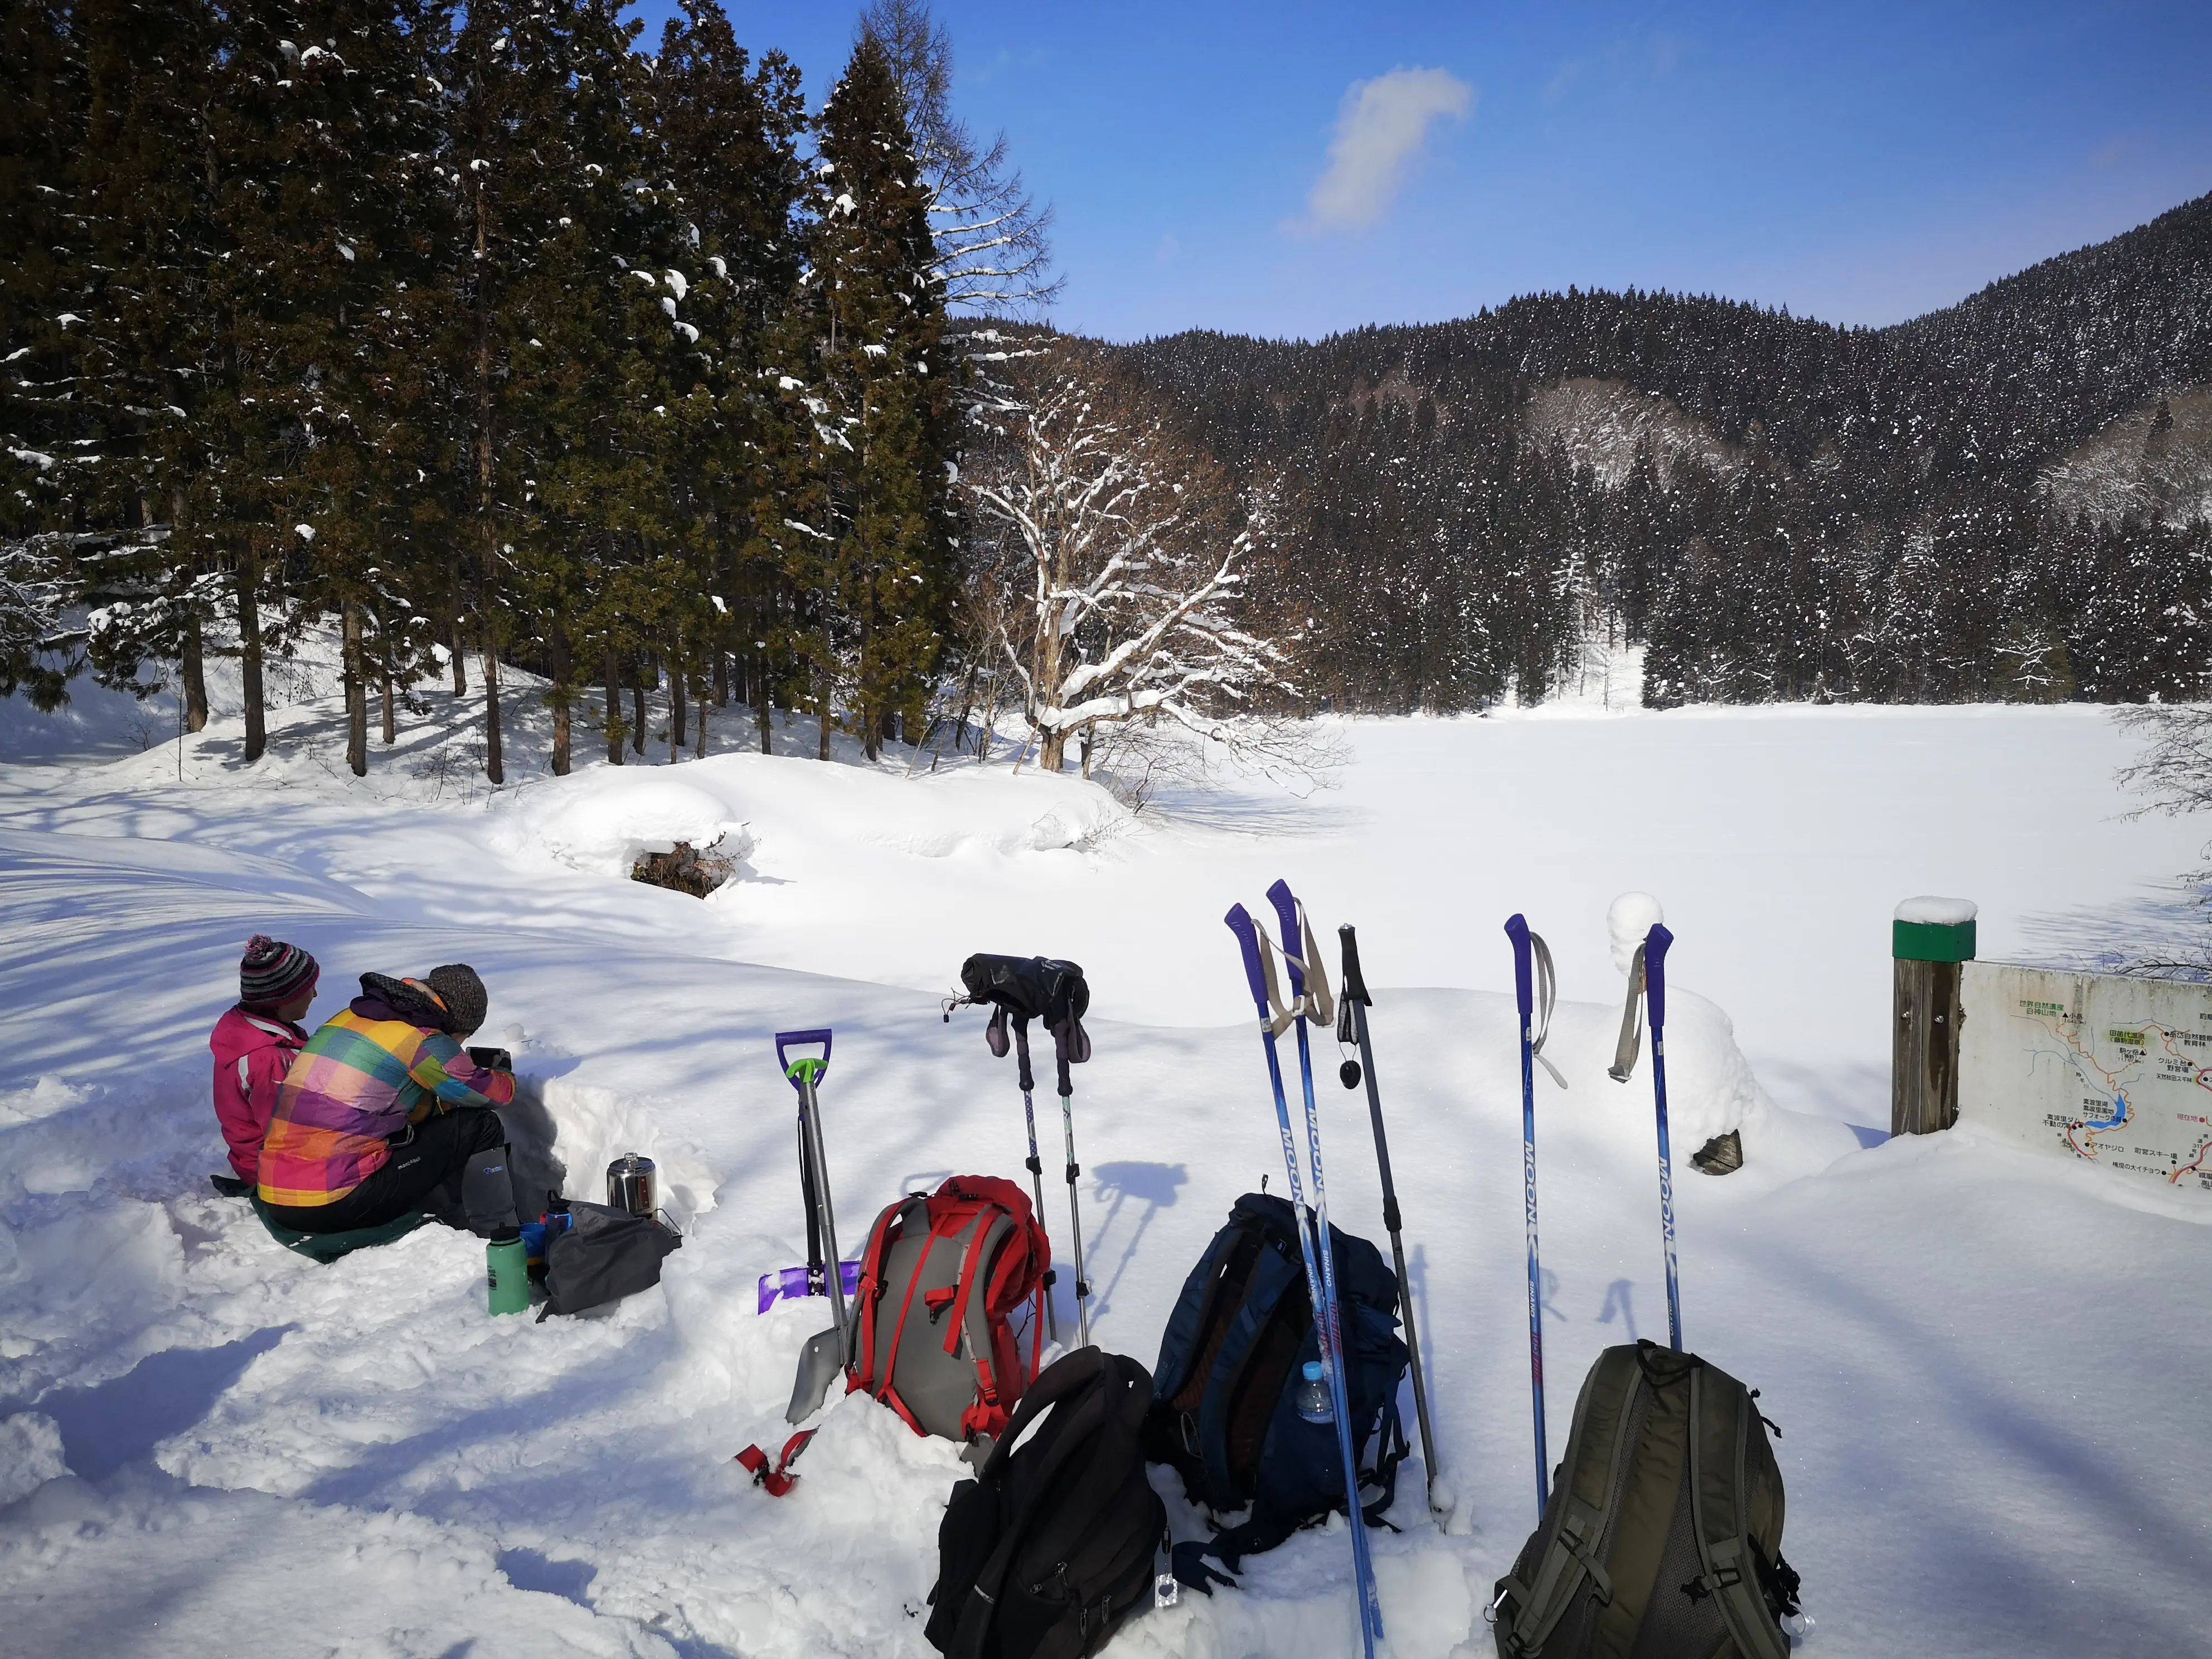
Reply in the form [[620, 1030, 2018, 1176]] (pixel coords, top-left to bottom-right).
[[537, 1200, 681, 1320]]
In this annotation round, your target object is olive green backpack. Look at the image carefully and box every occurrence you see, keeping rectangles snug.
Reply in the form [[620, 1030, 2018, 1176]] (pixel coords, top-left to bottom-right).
[[1493, 1341, 1801, 1658]]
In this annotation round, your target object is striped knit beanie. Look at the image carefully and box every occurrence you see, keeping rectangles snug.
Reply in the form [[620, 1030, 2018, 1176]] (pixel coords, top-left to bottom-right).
[[240, 935, 318, 1011]]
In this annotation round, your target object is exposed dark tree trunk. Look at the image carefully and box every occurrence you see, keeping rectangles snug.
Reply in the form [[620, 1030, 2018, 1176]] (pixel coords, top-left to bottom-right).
[[342, 600, 367, 777], [631, 661, 647, 754], [712, 649, 729, 707], [670, 658, 687, 755], [549, 624, 572, 777], [754, 656, 772, 754], [817, 671, 832, 760], [377, 606, 396, 745], [695, 677, 708, 758], [482, 635, 504, 784], [604, 645, 624, 765], [180, 612, 208, 733], [449, 608, 467, 696], [238, 552, 266, 764]]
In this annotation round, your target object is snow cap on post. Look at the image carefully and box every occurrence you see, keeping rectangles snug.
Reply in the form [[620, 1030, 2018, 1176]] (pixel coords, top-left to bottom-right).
[[1608, 891, 1665, 976], [1893, 896, 1977, 963]]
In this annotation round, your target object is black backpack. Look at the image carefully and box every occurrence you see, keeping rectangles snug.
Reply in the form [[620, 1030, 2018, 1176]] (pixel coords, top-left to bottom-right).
[[1493, 1341, 1801, 1659], [925, 1347, 1166, 1659], [535, 1201, 681, 1321], [1142, 1193, 1410, 1571]]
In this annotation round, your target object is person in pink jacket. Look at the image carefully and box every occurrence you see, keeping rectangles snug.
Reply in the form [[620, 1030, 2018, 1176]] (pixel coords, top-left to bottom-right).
[[208, 935, 321, 1195]]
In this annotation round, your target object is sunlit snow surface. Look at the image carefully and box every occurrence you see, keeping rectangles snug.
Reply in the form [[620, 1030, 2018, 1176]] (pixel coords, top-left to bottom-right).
[[2, 673, 2208, 1656]]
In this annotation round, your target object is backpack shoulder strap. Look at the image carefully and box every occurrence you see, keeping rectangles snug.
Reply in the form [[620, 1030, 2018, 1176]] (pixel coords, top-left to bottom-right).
[[1498, 1346, 1646, 1656], [1685, 1366, 1792, 1659]]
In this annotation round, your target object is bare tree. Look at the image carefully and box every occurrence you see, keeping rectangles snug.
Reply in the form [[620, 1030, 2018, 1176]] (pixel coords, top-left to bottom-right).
[[2114, 703, 2212, 977], [2118, 704, 2212, 819], [962, 339, 1307, 781], [859, 0, 1059, 315]]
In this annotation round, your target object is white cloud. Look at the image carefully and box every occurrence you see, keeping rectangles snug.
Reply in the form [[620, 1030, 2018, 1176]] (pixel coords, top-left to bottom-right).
[[1296, 66, 1473, 235]]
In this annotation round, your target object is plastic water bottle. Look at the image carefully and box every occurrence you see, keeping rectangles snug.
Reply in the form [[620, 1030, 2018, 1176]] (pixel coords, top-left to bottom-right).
[[1293, 1360, 1334, 1424]]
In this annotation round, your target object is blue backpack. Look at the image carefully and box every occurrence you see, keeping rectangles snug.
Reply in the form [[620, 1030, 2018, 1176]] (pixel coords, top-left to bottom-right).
[[1144, 1193, 1410, 1575]]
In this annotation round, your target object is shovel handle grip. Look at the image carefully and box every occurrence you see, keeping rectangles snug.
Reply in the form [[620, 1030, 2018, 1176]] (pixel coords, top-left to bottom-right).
[[775, 1029, 833, 1090]]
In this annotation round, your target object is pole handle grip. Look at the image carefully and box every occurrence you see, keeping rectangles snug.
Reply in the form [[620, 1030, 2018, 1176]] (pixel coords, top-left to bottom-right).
[[775, 1029, 833, 1091], [1225, 905, 1269, 1014], [1337, 924, 1371, 1007], [1645, 924, 1673, 1030], [1264, 879, 1305, 998], [1505, 914, 1534, 1020]]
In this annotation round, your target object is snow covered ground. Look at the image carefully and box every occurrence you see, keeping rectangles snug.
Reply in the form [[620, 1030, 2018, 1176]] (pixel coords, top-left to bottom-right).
[[2, 669, 2208, 1657]]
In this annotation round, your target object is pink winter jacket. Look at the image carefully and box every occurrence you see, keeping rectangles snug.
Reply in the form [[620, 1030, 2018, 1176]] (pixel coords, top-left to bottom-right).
[[211, 1005, 309, 1181]]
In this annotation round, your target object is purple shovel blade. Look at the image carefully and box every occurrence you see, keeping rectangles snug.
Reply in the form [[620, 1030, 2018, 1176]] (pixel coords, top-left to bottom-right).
[[756, 1260, 861, 1314]]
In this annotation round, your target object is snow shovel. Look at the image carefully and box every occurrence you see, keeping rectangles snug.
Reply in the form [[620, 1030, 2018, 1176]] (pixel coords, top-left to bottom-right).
[[777, 1029, 850, 1423]]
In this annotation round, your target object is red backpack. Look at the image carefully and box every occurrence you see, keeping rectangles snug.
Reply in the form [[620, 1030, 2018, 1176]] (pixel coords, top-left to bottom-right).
[[847, 1175, 1052, 1447]]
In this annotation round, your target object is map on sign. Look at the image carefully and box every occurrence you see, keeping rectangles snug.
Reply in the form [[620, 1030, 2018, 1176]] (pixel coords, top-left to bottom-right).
[[1958, 962, 2212, 1193]]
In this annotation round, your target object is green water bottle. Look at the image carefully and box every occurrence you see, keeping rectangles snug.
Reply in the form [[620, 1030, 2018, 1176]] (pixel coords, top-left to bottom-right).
[[487, 1226, 529, 1316]]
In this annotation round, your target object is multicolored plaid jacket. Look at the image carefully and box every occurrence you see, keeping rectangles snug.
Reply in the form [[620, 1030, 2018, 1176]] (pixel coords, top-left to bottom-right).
[[257, 976, 515, 1207]]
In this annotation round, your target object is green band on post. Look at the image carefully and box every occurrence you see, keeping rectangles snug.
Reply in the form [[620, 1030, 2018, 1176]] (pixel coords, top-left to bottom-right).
[[1893, 919, 1975, 963]]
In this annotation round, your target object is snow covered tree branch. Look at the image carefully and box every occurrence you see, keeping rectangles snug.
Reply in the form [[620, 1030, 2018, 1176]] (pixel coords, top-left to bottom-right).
[[961, 338, 1305, 779]]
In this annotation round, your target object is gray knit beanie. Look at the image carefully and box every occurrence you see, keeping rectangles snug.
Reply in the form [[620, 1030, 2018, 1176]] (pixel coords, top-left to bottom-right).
[[424, 963, 488, 1037]]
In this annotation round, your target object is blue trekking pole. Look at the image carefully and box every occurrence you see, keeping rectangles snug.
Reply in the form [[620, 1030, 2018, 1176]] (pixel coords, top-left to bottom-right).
[[1505, 915, 1549, 1517], [1645, 924, 1683, 1351], [1228, 898, 1384, 1659]]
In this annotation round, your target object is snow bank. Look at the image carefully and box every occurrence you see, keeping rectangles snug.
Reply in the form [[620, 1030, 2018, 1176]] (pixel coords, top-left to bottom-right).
[[6, 691, 2212, 1655]]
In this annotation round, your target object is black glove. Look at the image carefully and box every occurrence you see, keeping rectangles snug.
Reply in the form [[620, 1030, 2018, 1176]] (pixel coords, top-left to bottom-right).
[[1171, 1541, 1238, 1597]]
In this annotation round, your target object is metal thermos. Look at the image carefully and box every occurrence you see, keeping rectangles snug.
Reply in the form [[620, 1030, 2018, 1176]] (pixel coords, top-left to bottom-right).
[[607, 1153, 657, 1218]]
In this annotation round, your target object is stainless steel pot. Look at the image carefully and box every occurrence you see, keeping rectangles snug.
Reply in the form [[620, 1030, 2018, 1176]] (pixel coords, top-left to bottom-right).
[[606, 1153, 657, 1218]]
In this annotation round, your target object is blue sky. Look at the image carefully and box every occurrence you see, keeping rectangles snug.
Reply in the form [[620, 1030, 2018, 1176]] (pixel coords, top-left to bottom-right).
[[630, 1, 2212, 343]]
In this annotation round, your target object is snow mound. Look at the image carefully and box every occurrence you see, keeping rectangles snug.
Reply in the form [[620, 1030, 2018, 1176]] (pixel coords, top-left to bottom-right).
[[493, 768, 759, 881]]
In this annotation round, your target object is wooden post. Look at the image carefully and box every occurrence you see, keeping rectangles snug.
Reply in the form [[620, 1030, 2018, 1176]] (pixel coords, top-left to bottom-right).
[[1892, 899, 1977, 1136]]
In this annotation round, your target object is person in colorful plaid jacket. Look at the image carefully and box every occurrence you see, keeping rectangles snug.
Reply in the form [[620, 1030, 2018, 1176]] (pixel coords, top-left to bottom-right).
[[258, 963, 516, 1235]]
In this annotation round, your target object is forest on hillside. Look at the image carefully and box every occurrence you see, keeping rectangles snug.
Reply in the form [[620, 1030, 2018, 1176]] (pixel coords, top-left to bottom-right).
[[1120, 192, 2212, 713], [6, 0, 2210, 792]]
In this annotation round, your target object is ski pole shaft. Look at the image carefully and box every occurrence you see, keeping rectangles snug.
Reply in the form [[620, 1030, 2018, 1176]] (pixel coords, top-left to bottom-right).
[[1021, 1088, 1058, 1343], [1061, 1090, 1090, 1348], [1646, 924, 1682, 1352], [1228, 902, 1379, 1659], [1347, 984, 1443, 1518], [1267, 881, 1384, 1653], [1292, 1007, 1385, 1652], [1506, 913, 1549, 1518]]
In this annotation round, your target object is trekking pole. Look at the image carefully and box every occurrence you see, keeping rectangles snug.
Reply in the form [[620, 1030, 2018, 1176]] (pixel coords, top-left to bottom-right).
[[1230, 898, 1380, 1659], [1059, 1085, 1092, 1348], [1004, 1020, 1060, 1346], [1020, 1083, 1059, 1344], [1505, 914, 1549, 1517], [1336, 923, 1446, 1524], [1260, 882, 1388, 1657], [1645, 924, 1684, 1351]]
